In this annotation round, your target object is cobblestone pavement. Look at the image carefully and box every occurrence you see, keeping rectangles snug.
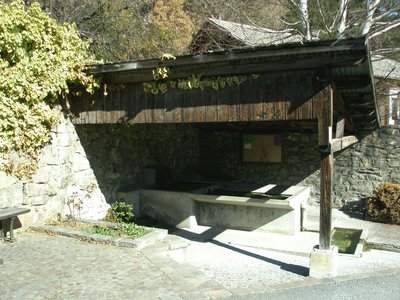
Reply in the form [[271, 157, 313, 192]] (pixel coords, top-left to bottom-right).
[[1, 231, 400, 299], [167, 236, 400, 295]]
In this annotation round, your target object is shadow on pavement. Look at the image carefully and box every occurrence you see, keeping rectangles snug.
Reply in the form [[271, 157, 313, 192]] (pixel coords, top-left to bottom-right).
[[171, 227, 309, 277]]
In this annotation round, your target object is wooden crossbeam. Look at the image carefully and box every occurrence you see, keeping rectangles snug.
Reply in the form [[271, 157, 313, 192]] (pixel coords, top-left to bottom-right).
[[330, 136, 359, 153]]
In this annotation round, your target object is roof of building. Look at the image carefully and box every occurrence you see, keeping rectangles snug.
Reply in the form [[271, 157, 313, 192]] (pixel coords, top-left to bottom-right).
[[88, 37, 379, 130], [371, 55, 400, 81], [190, 18, 400, 82], [206, 18, 303, 47]]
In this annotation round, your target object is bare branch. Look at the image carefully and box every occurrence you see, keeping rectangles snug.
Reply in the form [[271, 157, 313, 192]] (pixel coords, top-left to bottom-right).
[[372, 48, 400, 55], [368, 19, 400, 40], [362, 0, 382, 35], [316, 0, 331, 36], [279, 18, 301, 26]]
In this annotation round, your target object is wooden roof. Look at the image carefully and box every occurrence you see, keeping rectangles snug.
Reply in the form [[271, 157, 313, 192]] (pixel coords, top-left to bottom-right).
[[74, 37, 379, 130]]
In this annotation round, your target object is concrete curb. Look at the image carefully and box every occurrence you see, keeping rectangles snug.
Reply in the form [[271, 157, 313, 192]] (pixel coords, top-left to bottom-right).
[[29, 224, 167, 250]]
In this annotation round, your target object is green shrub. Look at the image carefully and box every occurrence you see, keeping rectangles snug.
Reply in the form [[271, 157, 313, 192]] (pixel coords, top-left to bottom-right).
[[111, 201, 134, 223], [367, 183, 400, 224]]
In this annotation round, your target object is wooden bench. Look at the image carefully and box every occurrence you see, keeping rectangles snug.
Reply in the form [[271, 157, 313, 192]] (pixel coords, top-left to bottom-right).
[[0, 207, 30, 242]]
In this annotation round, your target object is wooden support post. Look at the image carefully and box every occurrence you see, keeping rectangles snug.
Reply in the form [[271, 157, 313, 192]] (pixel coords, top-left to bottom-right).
[[319, 152, 333, 250], [317, 80, 334, 250]]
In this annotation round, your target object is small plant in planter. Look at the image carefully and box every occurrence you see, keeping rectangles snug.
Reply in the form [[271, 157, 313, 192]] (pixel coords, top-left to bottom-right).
[[111, 201, 135, 223], [91, 200, 148, 238], [66, 191, 83, 226]]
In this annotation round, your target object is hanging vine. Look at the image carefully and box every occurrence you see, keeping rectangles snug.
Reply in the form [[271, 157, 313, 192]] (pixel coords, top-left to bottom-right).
[[143, 54, 259, 95]]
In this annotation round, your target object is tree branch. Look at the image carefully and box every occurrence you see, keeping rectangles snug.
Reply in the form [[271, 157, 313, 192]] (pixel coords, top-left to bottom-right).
[[368, 19, 400, 39]]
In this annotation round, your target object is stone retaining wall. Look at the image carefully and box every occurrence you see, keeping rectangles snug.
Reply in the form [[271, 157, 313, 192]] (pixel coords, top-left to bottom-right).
[[0, 117, 109, 225], [334, 126, 400, 210]]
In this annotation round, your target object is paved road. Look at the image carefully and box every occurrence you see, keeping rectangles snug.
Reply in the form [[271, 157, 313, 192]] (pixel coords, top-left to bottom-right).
[[230, 271, 400, 300], [1, 231, 400, 299]]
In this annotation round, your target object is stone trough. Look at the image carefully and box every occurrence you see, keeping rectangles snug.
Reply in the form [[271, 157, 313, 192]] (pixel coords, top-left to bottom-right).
[[120, 181, 310, 235]]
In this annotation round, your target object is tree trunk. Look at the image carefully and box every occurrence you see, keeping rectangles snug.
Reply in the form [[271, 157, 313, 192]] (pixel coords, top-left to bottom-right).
[[362, 0, 381, 35], [336, 0, 349, 38], [300, 0, 311, 41]]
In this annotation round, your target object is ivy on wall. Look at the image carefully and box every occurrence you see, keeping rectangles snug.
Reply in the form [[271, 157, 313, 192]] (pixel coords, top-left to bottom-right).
[[143, 73, 252, 95], [0, 1, 98, 177]]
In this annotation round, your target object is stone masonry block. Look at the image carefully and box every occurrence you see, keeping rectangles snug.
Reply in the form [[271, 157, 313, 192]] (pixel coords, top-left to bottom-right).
[[24, 183, 54, 197], [0, 172, 17, 189], [72, 153, 91, 172], [309, 246, 338, 278], [29, 195, 50, 206]]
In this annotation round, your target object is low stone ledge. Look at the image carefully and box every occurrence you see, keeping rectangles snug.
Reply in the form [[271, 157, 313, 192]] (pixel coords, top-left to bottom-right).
[[366, 242, 400, 253], [30, 224, 167, 250]]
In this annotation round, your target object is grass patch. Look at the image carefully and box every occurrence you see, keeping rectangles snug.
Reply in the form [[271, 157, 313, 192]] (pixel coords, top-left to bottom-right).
[[89, 226, 118, 236], [46, 217, 149, 239], [331, 228, 362, 254], [47, 201, 150, 240], [85, 223, 149, 239]]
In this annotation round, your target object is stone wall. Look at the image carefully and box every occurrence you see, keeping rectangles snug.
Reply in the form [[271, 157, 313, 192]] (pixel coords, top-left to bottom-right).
[[74, 125, 322, 205], [334, 126, 400, 210], [75, 124, 200, 202], [3, 120, 389, 224], [197, 130, 321, 202], [0, 118, 109, 225], [71, 122, 400, 211], [74, 124, 399, 209], [197, 126, 400, 208]]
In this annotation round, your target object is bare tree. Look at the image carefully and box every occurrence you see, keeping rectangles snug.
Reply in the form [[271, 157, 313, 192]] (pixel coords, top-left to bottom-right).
[[283, 0, 399, 41], [336, 0, 349, 38], [299, 0, 311, 40]]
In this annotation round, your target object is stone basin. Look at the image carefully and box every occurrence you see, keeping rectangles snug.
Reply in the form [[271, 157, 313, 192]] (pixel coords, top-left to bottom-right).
[[124, 181, 311, 235]]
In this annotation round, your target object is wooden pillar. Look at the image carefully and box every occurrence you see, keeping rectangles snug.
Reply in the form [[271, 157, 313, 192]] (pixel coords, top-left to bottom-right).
[[317, 80, 334, 250]]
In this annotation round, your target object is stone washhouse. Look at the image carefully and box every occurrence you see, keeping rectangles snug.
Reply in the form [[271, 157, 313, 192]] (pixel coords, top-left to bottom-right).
[[71, 37, 380, 273]]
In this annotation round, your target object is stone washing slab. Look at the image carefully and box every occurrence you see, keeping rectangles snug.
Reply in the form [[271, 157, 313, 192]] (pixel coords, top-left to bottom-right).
[[30, 223, 167, 250]]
